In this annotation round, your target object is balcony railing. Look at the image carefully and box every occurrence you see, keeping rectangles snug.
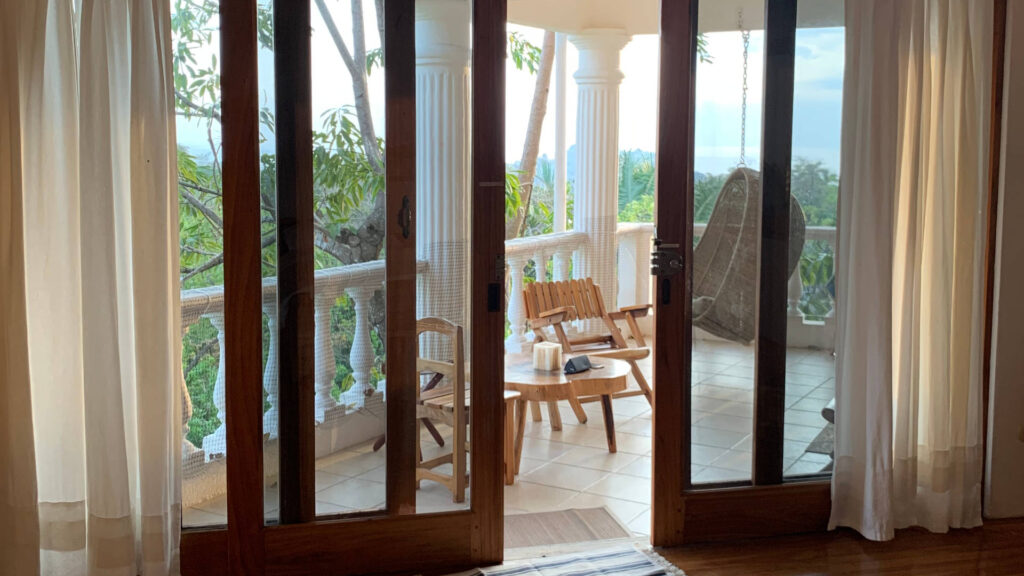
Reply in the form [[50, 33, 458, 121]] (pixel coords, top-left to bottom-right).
[[179, 259, 426, 473], [501, 222, 837, 351], [179, 223, 835, 480]]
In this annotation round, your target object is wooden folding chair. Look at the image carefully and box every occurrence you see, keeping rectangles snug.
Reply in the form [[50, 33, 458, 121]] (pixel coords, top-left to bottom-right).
[[523, 278, 652, 425], [415, 318, 470, 502]]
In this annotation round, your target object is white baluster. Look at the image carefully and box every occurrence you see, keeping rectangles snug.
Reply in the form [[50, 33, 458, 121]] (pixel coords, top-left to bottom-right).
[[181, 321, 205, 467], [314, 293, 338, 422], [617, 233, 637, 309], [533, 251, 548, 283], [262, 301, 279, 438], [346, 285, 377, 405], [553, 247, 571, 282], [788, 266, 804, 317], [202, 312, 227, 460], [505, 254, 529, 353], [826, 239, 837, 318], [637, 231, 653, 307]]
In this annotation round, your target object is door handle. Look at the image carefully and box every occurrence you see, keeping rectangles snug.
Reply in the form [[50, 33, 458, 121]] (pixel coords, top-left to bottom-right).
[[651, 237, 683, 278]]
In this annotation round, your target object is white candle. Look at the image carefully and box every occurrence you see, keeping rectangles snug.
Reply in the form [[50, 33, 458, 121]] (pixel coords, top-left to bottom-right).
[[533, 342, 563, 371]]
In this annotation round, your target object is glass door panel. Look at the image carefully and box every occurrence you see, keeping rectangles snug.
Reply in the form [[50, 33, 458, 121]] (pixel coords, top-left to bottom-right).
[[688, 1, 766, 486], [783, 0, 844, 479]]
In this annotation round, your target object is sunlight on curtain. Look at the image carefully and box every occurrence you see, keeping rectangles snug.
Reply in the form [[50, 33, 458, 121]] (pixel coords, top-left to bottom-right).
[[0, 0, 182, 573], [831, 0, 991, 541]]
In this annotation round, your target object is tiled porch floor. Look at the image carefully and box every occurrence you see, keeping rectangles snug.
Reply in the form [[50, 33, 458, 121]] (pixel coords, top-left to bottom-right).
[[183, 340, 835, 537]]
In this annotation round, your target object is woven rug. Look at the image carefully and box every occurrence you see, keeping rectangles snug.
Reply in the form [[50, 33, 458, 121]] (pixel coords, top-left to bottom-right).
[[504, 508, 632, 549], [805, 423, 834, 456], [480, 546, 685, 576]]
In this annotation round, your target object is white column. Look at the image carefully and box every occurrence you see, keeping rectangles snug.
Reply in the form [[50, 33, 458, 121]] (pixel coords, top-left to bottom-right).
[[554, 32, 568, 232], [570, 29, 629, 321], [416, 0, 471, 361]]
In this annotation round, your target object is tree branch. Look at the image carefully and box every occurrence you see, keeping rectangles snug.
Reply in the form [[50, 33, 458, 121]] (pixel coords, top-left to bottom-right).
[[180, 184, 224, 231], [180, 234, 275, 283], [175, 89, 221, 122], [314, 0, 383, 173], [179, 179, 222, 198], [507, 31, 557, 239], [314, 0, 360, 77]]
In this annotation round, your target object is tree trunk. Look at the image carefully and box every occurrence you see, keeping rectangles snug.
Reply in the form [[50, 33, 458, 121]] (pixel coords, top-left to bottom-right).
[[505, 31, 556, 240]]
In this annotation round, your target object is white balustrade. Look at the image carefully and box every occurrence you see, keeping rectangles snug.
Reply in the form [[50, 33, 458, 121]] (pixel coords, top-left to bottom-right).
[[180, 259, 426, 464], [504, 231, 588, 352], [615, 222, 654, 311]]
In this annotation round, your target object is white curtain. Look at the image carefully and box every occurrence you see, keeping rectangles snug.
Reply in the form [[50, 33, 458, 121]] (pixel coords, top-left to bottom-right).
[[831, 0, 991, 541], [0, 0, 182, 574]]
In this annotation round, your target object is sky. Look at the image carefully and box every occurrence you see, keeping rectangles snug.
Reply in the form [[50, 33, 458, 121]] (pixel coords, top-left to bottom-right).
[[175, 3, 844, 178]]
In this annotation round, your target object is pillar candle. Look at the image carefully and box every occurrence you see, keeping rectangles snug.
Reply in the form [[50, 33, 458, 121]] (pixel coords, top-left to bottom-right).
[[533, 342, 563, 371]]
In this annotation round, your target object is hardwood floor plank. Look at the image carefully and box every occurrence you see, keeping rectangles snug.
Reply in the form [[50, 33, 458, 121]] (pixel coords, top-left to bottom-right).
[[657, 519, 1024, 576]]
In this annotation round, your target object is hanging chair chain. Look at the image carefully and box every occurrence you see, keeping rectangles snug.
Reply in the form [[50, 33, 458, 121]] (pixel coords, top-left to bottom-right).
[[738, 8, 751, 168]]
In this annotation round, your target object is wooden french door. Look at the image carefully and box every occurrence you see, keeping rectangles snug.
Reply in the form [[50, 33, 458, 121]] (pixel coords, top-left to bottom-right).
[[180, 0, 507, 573], [651, 0, 832, 546]]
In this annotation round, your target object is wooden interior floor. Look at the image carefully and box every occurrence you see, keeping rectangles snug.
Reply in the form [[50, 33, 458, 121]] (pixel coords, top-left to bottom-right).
[[657, 519, 1024, 576]]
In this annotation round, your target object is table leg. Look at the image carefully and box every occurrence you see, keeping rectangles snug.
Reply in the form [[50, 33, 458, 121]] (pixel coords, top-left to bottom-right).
[[568, 394, 588, 424], [514, 398, 526, 475], [504, 398, 515, 485], [530, 400, 542, 422], [600, 394, 617, 453], [547, 400, 562, 431]]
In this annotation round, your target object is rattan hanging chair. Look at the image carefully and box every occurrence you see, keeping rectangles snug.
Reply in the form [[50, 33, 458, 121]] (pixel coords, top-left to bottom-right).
[[692, 167, 806, 343]]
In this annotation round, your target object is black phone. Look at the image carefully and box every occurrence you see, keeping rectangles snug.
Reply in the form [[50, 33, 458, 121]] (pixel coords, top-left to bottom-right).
[[563, 355, 592, 374]]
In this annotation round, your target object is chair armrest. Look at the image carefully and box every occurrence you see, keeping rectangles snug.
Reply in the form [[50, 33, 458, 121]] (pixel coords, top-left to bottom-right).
[[618, 304, 652, 317], [539, 306, 576, 319], [528, 313, 566, 329]]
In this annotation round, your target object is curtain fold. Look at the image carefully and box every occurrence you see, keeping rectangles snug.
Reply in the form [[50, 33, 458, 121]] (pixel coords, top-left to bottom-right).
[[831, 0, 991, 541], [0, 0, 181, 573]]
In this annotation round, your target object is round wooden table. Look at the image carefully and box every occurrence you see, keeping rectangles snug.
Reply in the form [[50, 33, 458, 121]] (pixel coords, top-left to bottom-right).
[[504, 354, 630, 467]]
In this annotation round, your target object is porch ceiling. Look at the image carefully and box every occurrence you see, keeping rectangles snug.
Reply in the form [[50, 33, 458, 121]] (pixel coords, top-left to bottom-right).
[[507, 0, 843, 35]]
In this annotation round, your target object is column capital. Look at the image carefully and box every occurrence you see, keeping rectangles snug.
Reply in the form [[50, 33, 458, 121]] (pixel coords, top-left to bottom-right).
[[570, 28, 630, 86], [416, 0, 471, 67]]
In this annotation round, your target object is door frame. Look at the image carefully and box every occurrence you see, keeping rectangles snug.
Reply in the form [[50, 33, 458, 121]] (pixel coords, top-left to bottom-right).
[[651, 0, 830, 546], [652, 0, 1009, 546], [180, 0, 507, 572]]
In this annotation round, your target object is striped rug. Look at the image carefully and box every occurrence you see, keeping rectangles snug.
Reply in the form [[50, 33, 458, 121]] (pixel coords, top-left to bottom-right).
[[480, 547, 684, 576]]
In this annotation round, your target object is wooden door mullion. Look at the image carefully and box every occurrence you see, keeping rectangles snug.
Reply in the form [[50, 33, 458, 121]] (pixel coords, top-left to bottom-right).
[[384, 0, 419, 517], [221, 0, 266, 570], [753, 0, 797, 486], [273, 0, 316, 524]]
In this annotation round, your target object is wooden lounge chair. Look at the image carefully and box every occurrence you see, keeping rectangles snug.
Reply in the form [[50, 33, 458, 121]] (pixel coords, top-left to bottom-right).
[[523, 278, 652, 424]]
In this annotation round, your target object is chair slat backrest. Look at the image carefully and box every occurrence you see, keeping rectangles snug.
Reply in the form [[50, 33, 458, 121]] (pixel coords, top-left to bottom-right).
[[415, 318, 466, 421], [524, 279, 606, 321]]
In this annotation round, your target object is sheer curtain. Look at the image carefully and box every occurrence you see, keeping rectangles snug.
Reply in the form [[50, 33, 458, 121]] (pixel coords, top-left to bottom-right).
[[0, 0, 182, 574], [831, 0, 991, 541]]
